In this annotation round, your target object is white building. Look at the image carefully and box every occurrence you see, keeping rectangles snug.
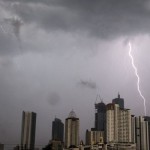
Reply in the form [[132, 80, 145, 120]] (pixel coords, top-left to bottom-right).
[[65, 110, 79, 148], [106, 103, 131, 143]]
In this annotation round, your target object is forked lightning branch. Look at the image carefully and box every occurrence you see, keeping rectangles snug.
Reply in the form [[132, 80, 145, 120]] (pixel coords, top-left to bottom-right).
[[128, 42, 147, 116]]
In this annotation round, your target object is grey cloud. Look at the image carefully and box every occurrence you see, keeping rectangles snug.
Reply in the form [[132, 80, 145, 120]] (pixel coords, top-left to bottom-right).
[[0, 32, 19, 56], [4, 0, 150, 38], [78, 80, 97, 90], [3, 17, 23, 40], [48, 92, 60, 106]]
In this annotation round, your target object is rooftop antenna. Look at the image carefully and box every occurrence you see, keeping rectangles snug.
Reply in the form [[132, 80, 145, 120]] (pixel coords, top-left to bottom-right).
[[98, 94, 103, 102], [95, 93, 103, 104], [95, 95, 98, 104]]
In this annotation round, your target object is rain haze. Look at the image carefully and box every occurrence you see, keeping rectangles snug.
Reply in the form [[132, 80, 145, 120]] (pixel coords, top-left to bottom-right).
[[0, 0, 150, 146]]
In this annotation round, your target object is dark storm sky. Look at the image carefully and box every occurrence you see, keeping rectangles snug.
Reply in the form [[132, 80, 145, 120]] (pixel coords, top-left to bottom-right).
[[0, 0, 150, 146]]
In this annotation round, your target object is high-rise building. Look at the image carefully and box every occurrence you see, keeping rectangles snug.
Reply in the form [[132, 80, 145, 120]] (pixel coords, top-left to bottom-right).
[[95, 101, 106, 131], [112, 93, 124, 109], [131, 115, 136, 143], [106, 103, 131, 143], [52, 118, 64, 142], [135, 116, 149, 150], [144, 116, 150, 149], [65, 110, 79, 148], [21, 111, 36, 150]]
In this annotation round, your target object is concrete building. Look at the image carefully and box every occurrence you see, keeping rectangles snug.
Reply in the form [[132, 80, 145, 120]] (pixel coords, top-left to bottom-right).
[[135, 116, 149, 150], [131, 115, 136, 143], [21, 111, 36, 150], [52, 118, 64, 142], [107, 143, 136, 150], [65, 110, 79, 148], [86, 130, 104, 145], [106, 103, 131, 143], [144, 116, 150, 149], [112, 93, 124, 109]]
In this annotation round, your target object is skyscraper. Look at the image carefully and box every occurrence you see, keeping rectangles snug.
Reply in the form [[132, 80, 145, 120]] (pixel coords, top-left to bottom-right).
[[112, 93, 124, 109], [21, 111, 36, 150], [52, 118, 64, 142], [95, 101, 106, 131], [65, 110, 79, 148]]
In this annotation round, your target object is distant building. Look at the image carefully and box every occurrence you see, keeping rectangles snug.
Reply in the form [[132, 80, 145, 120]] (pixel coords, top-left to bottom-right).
[[107, 143, 136, 150], [65, 110, 79, 148], [144, 116, 150, 149], [95, 101, 106, 131], [86, 130, 104, 145], [134, 116, 149, 150], [21, 111, 36, 150], [0, 144, 4, 150], [131, 115, 136, 143], [43, 140, 63, 150], [106, 103, 131, 143], [52, 118, 64, 142], [112, 93, 124, 109]]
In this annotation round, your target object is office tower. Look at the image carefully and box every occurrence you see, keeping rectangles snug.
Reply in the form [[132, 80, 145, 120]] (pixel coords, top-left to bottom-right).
[[135, 116, 149, 150], [21, 111, 36, 150], [112, 93, 124, 109], [65, 110, 79, 148], [95, 101, 106, 131], [52, 118, 64, 142], [106, 103, 131, 143]]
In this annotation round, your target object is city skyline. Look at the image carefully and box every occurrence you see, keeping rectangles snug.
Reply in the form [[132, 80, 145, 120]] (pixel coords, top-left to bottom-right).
[[0, 0, 150, 146], [1, 94, 150, 149]]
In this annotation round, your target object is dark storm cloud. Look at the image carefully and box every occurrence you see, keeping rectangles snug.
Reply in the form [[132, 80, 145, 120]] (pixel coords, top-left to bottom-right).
[[79, 80, 97, 90], [1, 0, 150, 56], [4, 0, 150, 38], [4, 17, 23, 40]]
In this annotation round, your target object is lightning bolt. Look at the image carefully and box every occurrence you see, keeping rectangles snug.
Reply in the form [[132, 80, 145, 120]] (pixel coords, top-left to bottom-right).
[[128, 42, 146, 116]]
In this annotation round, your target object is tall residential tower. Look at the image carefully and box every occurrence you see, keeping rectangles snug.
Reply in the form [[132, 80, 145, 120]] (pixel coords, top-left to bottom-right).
[[65, 110, 79, 148], [52, 118, 64, 142], [21, 111, 36, 150]]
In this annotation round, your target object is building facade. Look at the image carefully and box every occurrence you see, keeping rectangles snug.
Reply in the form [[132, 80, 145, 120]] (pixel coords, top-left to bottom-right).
[[86, 130, 104, 145], [21, 111, 36, 150], [106, 103, 131, 143], [52, 118, 64, 142], [65, 110, 79, 148], [135, 116, 149, 150], [95, 101, 106, 131]]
